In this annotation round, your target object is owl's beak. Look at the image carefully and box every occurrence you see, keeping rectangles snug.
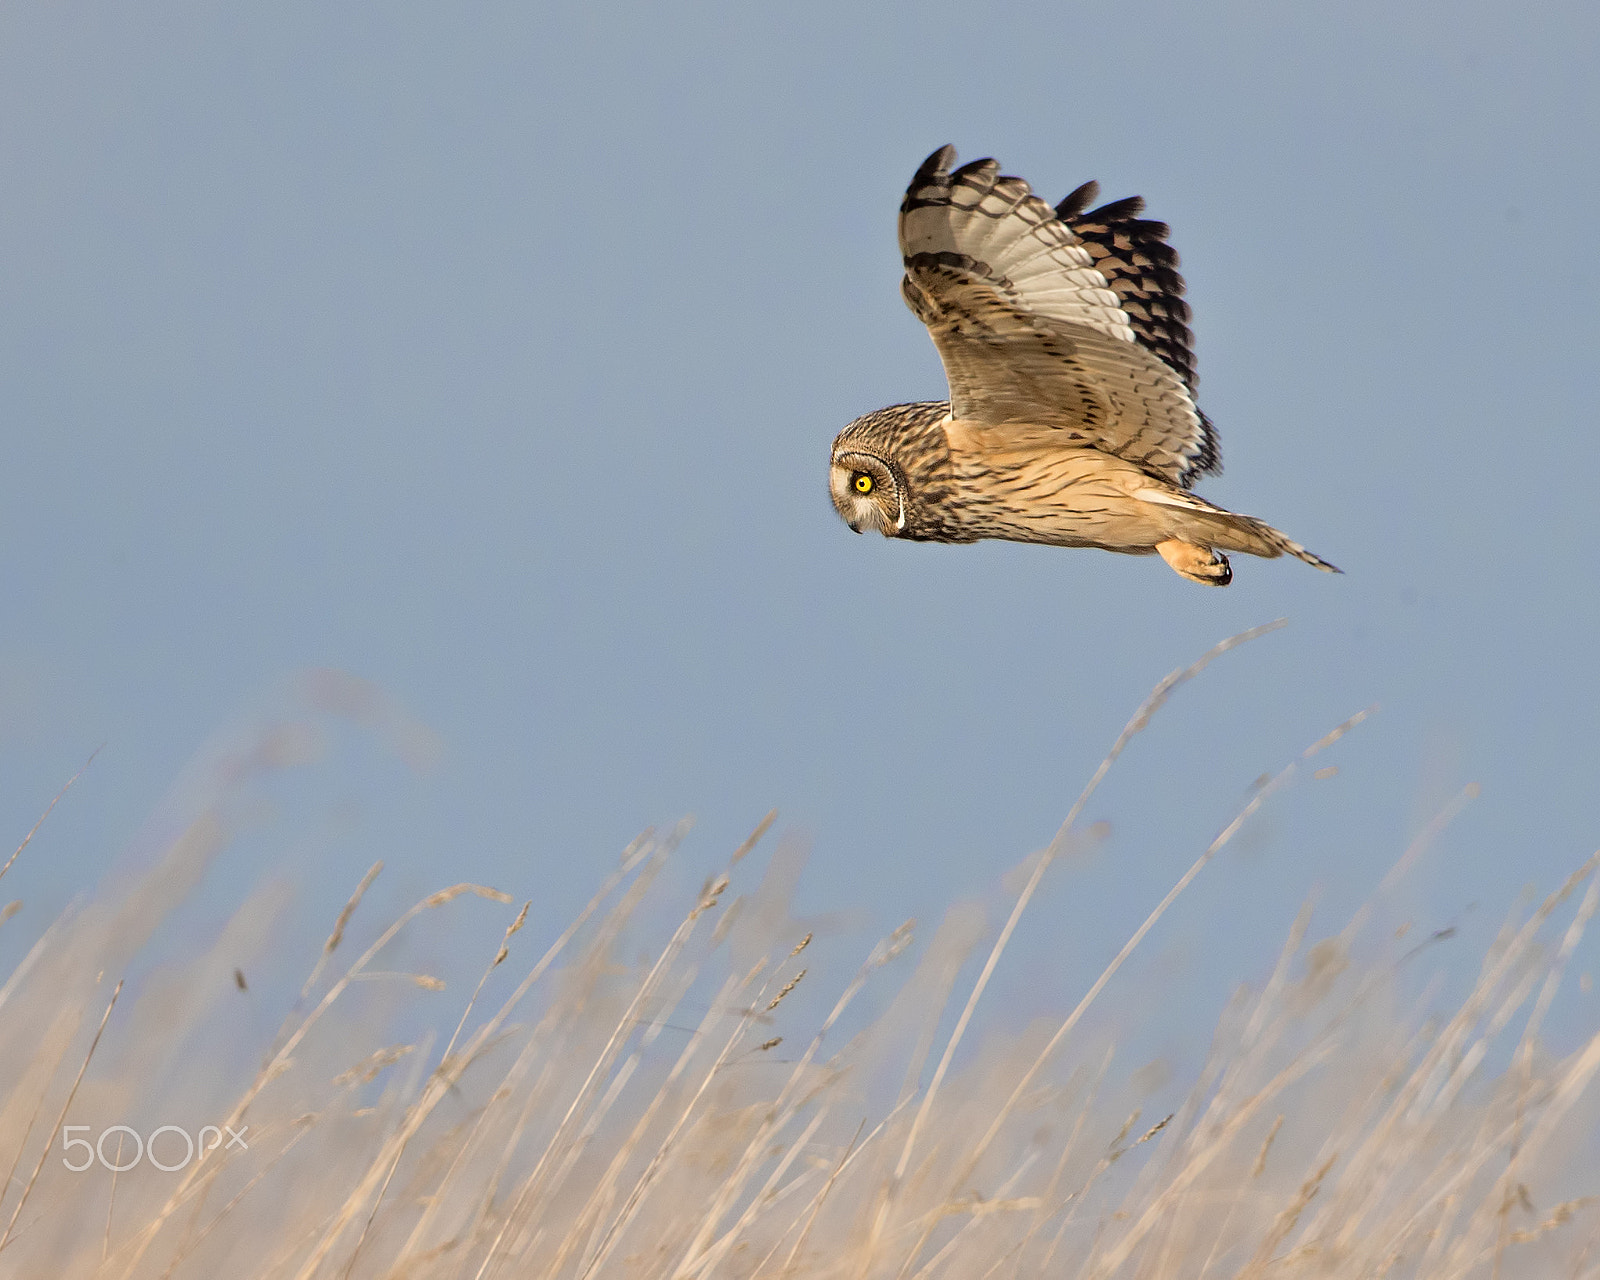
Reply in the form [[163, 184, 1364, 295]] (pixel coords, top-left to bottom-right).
[[846, 516, 864, 534]]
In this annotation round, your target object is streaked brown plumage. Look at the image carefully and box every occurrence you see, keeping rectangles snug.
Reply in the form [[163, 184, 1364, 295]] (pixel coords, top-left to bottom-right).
[[829, 146, 1338, 585]]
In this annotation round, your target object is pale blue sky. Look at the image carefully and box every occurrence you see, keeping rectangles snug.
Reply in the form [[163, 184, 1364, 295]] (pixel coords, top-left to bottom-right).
[[2, 2, 1597, 1049]]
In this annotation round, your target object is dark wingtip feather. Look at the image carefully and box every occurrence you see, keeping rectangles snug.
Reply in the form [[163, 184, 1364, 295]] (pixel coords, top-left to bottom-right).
[[1181, 409, 1222, 485], [1087, 194, 1146, 221], [917, 145, 957, 180], [1055, 181, 1100, 220]]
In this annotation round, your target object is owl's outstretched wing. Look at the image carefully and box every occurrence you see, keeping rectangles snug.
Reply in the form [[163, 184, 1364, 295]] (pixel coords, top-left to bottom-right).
[[899, 146, 1220, 488]]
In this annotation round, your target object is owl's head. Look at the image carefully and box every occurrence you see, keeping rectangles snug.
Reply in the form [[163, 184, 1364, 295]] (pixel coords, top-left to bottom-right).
[[829, 401, 954, 539], [829, 448, 905, 536]]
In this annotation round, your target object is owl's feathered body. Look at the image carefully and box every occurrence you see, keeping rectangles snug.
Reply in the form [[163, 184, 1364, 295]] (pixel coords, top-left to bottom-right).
[[829, 146, 1337, 585]]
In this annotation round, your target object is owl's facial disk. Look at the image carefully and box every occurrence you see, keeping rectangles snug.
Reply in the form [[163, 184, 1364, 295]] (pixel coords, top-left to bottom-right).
[[830, 452, 903, 536]]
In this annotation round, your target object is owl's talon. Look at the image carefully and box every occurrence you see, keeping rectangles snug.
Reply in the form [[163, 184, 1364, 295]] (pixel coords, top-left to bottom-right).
[[1156, 540, 1231, 586]]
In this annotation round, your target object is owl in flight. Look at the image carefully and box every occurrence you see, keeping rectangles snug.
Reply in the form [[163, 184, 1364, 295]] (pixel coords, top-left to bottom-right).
[[830, 146, 1337, 585]]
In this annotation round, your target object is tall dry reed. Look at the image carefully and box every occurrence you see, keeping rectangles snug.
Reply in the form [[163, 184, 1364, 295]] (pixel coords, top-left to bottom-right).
[[1, 628, 1595, 1278]]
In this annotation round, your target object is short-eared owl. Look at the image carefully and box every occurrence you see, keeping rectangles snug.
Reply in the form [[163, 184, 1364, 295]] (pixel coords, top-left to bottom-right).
[[830, 146, 1337, 585]]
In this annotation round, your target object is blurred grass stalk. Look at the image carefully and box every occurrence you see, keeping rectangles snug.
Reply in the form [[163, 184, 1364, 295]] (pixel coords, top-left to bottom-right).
[[1, 627, 1597, 1278]]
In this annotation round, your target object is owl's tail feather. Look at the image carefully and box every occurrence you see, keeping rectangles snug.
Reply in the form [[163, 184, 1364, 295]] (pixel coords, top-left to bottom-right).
[[1154, 501, 1341, 575], [1279, 538, 1341, 574], [1132, 487, 1341, 576], [1201, 511, 1341, 574]]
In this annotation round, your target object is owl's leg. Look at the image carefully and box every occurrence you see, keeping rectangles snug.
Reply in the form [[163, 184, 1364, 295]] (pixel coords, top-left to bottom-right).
[[1155, 539, 1232, 587]]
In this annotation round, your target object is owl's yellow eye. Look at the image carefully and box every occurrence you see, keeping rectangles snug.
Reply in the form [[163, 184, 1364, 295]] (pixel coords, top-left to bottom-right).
[[853, 473, 874, 494]]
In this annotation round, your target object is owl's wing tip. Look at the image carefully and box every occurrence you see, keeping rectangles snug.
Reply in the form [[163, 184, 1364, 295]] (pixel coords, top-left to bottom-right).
[[1054, 180, 1100, 220], [918, 145, 957, 179], [950, 156, 1000, 183]]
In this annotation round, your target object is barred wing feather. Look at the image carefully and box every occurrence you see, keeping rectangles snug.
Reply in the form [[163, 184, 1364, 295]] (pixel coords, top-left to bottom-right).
[[898, 146, 1221, 488]]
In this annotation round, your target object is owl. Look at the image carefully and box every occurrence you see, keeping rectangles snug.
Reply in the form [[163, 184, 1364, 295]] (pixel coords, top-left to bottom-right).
[[830, 146, 1338, 585]]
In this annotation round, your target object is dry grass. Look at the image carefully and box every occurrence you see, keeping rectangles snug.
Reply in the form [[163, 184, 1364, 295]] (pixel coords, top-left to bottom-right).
[[1, 629, 1597, 1278]]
